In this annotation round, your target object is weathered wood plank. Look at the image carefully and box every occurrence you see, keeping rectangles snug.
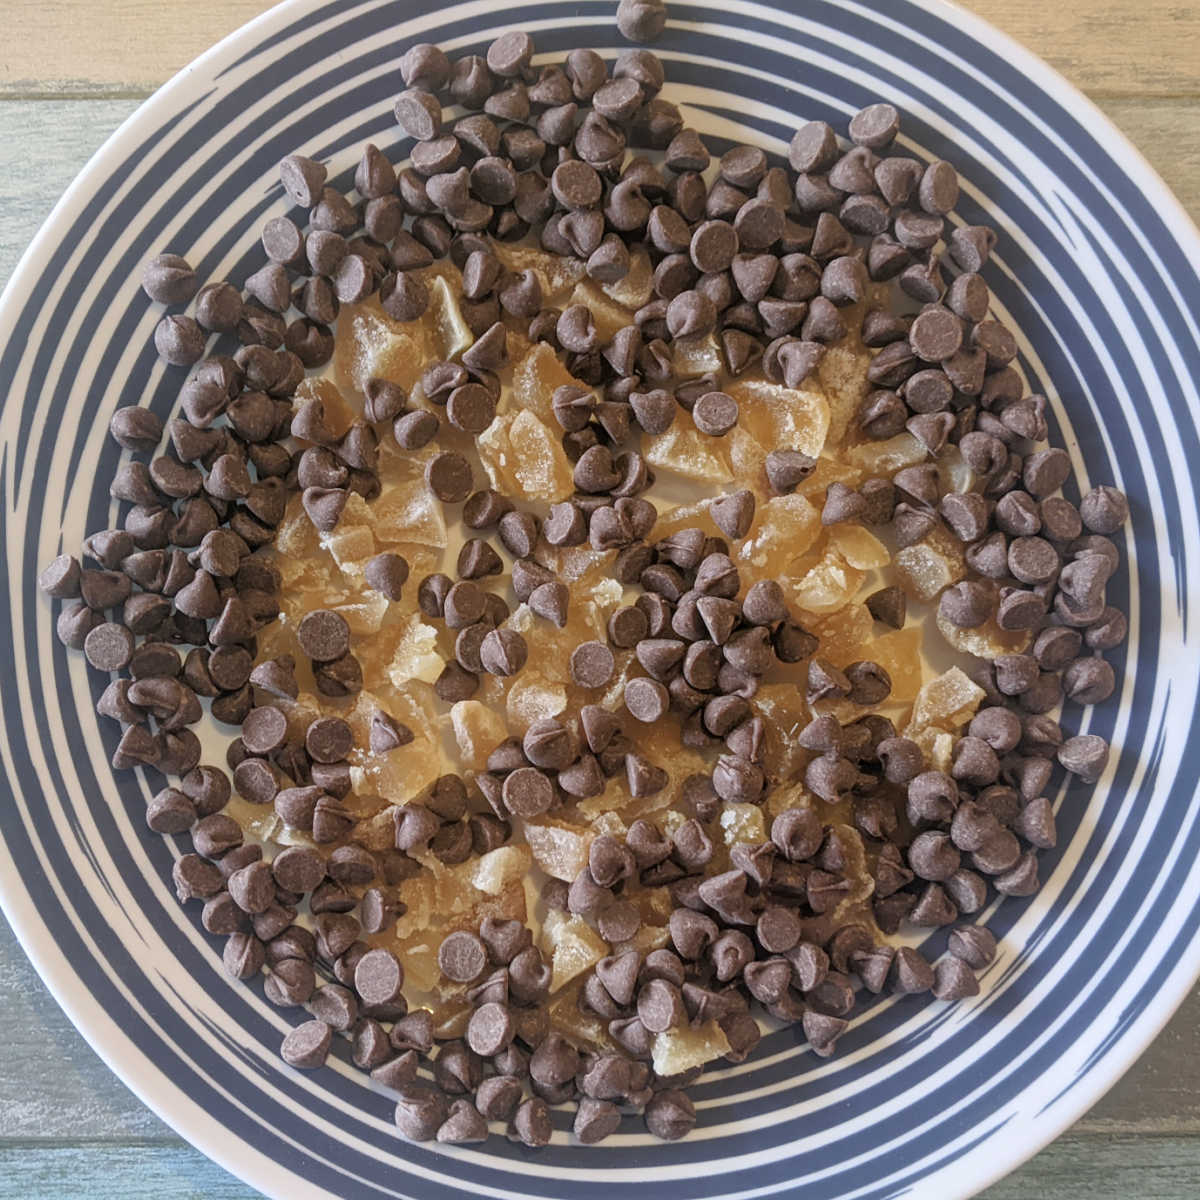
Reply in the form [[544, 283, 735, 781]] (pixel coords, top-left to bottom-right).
[[982, 1134, 1200, 1198], [0, 922, 168, 1139], [1097, 100, 1200, 222], [0, 0, 1198, 99], [0, 1133, 1198, 1198], [0, 100, 139, 286]]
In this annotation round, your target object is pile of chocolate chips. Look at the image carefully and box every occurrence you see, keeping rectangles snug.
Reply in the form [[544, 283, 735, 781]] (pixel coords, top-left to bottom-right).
[[38, 1, 1130, 1149]]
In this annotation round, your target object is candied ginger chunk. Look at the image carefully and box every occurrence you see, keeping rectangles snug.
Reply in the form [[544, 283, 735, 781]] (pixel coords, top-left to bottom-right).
[[817, 336, 872, 448], [756, 685, 812, 783], [506, 672, 567, 734], [568, 281, 633, 342], [935, 599, 1031, 658], [332, 590, 389, 636], [673, 332, 724, 376], [479, 410, 574, 502], [294, 376, 357, 438], [847, 432, 928, 477], [831, 524, 890, 570], [912, 726, 956, 773], [471, 844, 532, 896], [725, 427, 769, 495], [852, 626, 923, 703], [650, 499, 720, 542], [738, 492, 821, 575], [525, 818, 596, 882], [373, 479, 447, 548], [425, 274, 473, 360], [652, 1020, 731, 1076], [451, 700, 507, 771], [351, 736, 442, 807], [788, 548, 864, 615], [808, 604, 875, 666], [729, 379, 831, 460], [645, 425, 732, 486], [907, 667, 985, 734], [603, 246, 653, 310], [276, 493, 321, 559], [385, 612, 443, 686], [720, 803, 767, 848], [896, 530, 965, 602], [493, 242, 586, 301], [338, 305, 427, 396], [512, 341, 588, 427], [543, 910, 608, 992], [322, 525, 375, 574]]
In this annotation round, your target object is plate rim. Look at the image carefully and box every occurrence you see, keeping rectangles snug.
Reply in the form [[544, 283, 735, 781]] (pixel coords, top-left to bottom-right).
[[1, 0, 1199, 1197]]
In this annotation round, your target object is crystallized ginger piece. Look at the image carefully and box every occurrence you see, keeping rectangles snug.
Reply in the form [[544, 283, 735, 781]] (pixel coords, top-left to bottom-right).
[[787, 547, 865, 615], [424, 274, 474, 360], [830, 524, 890, 569], [512, 341, 588, 427], [543, 909, 608, 993], [322, 524, 375, 574], [672, 332, 724, 376], [294, 376, 357, 438], [548, 984, 611, 1051], [385, 612, 443, 687], [471, 844, 533, 896], [372, 479, 448, 549], [649, 498, 720, 543], [896, 525, 966, 602], [796, 455, 865, 506], [935, 605, 1031, 658], [652, 1020, 731, 1076], [351, 736, 443, 808], [756, 685, 813, 784], [728, 379, 831, 460], [275, 492, 321, 560], [645, 424, 732, 486], [332, 590, 390, 636], [536, 544, 616, 587], [850, 626, 924, 703], [525, 818, 596, 882], [602, 246, 653, 310], [451, 700, 507, 771], [806, 603, 876, 666], [725, 427, 769, 496], [846, 432, 928, 477], [907, 666, 986, 734], [479, 410, 574, 502], [505, 671, 568, 734], [738, 492, 821, 575], [337, 304, 427, 396], [720, 803, 767, 848], [817, 334, 872, 448], [911, 726, 956, 773], [493, 242, 586, 301]]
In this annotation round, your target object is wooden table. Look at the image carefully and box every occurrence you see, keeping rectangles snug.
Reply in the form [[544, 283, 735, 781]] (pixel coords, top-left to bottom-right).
[[1, 2, 1197, 1195]]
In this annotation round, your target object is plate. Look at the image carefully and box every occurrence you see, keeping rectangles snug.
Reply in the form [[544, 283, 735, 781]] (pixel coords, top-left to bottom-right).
[[1, 1, 1199, 1197]]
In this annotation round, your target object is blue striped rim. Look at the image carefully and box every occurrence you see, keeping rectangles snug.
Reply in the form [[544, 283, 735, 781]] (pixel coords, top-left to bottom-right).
[[0, 0, 1198, 1197]]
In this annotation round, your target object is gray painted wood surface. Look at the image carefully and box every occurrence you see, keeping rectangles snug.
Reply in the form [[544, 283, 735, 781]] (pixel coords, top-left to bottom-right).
[[1, 4, 1199, 1192]]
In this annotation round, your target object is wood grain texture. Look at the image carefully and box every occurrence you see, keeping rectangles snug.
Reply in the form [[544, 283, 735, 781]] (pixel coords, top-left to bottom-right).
[[3, 1132, 1200, 1199], [0, 5, 1197, 1197], [1, 0, 1198, 98]]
